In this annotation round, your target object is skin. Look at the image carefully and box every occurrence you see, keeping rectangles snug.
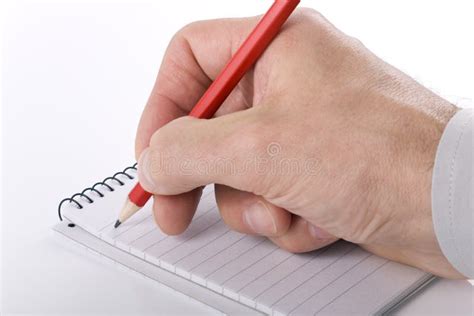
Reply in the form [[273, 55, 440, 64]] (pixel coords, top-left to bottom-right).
[[134, 8, 465, 279]]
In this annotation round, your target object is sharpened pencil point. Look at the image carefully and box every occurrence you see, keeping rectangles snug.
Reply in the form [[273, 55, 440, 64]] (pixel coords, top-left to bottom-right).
[[114, 220, 121, 229]]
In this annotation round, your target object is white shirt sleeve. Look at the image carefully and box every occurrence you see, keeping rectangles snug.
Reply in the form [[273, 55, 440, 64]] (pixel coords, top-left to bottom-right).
[[432, 107, 473, 278]]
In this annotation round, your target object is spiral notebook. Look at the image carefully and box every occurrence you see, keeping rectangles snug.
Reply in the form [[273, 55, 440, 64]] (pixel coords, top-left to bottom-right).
[[53, 164, 435, 315]]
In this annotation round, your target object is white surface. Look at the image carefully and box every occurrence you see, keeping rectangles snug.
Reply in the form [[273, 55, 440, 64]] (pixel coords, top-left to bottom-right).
[[1, 0, 473, 314]]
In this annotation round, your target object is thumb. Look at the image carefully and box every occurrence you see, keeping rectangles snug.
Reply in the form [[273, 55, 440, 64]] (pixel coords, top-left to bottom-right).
[[137, 107, 275, 196]]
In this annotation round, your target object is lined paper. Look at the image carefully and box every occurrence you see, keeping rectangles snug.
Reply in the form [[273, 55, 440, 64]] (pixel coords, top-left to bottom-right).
[[60, 173, 432, 315]]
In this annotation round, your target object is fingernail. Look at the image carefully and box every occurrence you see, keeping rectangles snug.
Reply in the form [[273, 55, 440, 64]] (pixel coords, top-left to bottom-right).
[[137, 148, 156, 192], [243, 201, 277, 235], [307, 222, 332, 240]]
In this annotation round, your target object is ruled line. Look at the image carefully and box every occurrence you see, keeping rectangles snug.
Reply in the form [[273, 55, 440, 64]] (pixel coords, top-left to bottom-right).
[[314, 260, 389, 315], [286, 253, 372, 314], [269, 246, 357, 309]]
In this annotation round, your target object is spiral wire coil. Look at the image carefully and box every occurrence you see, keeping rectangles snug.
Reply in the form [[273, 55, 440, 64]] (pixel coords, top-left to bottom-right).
[[57, 163, 137, 221]]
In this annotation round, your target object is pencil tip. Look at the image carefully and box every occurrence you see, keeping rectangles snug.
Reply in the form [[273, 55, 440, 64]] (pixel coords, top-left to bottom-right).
[[114, 220, 121, 229]]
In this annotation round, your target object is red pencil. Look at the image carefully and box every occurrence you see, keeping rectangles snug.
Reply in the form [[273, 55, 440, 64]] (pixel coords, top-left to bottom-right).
[[115, 0, 300, 228]]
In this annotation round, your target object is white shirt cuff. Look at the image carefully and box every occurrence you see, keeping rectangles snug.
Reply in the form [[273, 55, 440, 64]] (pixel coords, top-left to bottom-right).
[[432, 107, 473, 278]]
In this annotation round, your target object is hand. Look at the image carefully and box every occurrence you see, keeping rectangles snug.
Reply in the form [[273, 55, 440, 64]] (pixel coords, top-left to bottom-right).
[[135, 8, 463, 279]]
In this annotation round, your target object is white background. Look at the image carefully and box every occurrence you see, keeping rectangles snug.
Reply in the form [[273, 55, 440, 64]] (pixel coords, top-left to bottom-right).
[[1, 0, 473, 314]]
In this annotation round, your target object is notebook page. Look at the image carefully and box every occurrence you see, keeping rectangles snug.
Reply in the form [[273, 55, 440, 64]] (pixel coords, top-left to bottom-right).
[[60, 172, 432, 315], [52, 221, 260, 315]]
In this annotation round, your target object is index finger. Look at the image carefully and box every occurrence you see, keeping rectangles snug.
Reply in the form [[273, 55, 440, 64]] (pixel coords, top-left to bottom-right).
[[135, 17, 259, 159], [135, 17, 259, 235]]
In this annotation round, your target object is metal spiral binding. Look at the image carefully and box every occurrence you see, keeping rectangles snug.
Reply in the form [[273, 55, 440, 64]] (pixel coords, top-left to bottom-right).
[[57, 163, 137, 221]]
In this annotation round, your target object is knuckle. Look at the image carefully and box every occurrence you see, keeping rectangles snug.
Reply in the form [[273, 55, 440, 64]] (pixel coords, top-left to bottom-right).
[[177, 20, 207, 38], [295, 7, 326, 28], [166, 20, 206, 54], [347, 35, 365, 49], [276, 8, 323, 49], [277, 8, 335, 55], [296, 7, 322, 20]]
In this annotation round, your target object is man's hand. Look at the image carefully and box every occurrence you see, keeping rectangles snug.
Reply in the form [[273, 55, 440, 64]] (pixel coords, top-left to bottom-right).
[[135, 8, 463, 279]]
